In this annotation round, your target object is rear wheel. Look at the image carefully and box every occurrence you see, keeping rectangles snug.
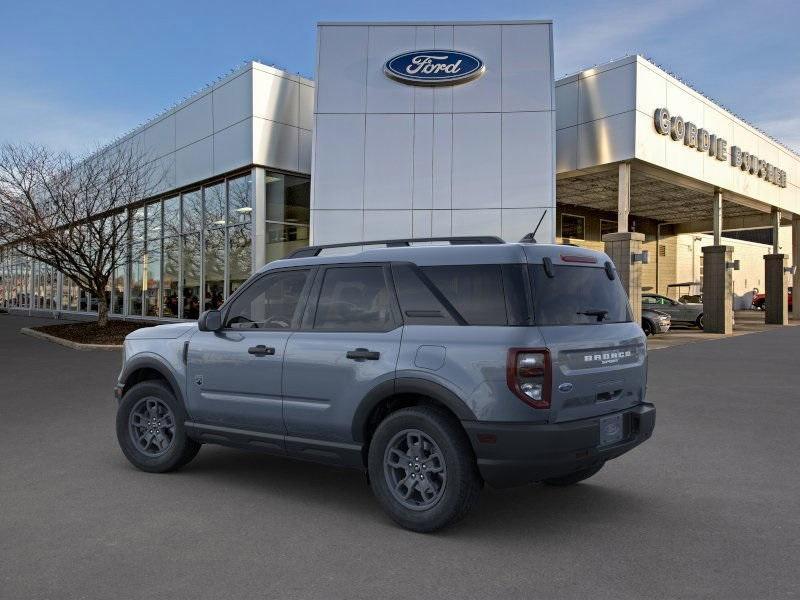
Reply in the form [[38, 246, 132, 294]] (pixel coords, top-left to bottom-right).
[[696, 314, 705, 330], [116, 380, 200, 473], [542, 462, 604, 486], [368, 406, 482, 533]]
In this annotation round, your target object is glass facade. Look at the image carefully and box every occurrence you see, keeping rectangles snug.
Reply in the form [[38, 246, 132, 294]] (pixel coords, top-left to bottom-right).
[[0, 168, 310, 320], [0, 250, 60, 312], [265, 173, 310, 263]]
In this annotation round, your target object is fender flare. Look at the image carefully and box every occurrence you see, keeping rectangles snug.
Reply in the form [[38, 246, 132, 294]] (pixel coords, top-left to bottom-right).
[[120, 353, 184, 407], [351, 377, 477, 443]]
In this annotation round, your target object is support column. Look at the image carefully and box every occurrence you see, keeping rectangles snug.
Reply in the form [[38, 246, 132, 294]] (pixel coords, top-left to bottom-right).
[[712, 189, 723, 246], [617, 162, 631, 233], [603, 231, 644, 325], [771, 208, 781, 254], [764, 253, 788, 325], [252, 167, 267, 270], [701, 245, 734, 334], [792, 216, 800, 321]]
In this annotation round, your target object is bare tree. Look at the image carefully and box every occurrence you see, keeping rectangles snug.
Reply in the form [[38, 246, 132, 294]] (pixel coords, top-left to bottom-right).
[[0, 142, 163, 326]]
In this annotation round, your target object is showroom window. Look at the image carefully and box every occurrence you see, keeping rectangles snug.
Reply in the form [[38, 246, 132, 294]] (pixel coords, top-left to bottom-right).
[[561, 214, 585, 240], [266, 173, 310, 263], [600, 219, 617, 237], [2, 168, 307, 320]]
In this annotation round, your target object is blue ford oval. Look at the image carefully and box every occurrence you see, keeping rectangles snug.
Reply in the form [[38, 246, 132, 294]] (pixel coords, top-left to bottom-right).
[[384, 49, 485, 86]]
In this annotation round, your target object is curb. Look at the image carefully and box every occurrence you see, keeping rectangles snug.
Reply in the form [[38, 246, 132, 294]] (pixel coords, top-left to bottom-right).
[[20, 327, 122, 351]]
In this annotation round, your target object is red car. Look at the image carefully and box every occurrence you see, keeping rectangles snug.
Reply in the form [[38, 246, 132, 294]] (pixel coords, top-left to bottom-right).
[[752, 287, 793, 311]]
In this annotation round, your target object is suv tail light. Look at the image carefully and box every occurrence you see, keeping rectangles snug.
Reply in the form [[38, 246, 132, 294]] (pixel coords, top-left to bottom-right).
[[507, 348, 551, 409]]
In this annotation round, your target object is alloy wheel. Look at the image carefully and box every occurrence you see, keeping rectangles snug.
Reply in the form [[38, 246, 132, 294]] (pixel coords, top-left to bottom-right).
[[128, 397, 177, 457], [383, 429, 447, 511]]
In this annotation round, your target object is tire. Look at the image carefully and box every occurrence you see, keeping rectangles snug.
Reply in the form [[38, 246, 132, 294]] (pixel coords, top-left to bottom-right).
[[368, 406, 482, 533], [116, 380, 201, 473], [642, 320, 654, 336], [542, 462, 604, 486], [696, 314, 705, 330]]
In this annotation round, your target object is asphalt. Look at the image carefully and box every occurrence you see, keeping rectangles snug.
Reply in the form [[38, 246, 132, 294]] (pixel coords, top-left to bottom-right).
[[1, 313, 798, 599]]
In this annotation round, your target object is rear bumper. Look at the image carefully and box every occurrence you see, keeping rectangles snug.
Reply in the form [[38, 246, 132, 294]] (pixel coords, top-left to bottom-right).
[[462, 404, 655, 488]]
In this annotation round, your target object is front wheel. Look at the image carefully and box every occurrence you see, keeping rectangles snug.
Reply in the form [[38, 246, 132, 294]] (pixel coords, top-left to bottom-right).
[[696, 314, 705, 330], [642, 320, 654, 336], [368, 406, 482, 533], [116, 380, 201, 473]]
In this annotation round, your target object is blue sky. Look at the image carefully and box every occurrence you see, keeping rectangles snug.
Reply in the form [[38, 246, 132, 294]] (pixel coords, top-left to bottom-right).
[[1, 0, 798, 154]]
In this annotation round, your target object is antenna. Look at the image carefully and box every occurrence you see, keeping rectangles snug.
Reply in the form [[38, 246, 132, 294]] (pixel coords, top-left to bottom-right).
[[520, 209, 548, 243]]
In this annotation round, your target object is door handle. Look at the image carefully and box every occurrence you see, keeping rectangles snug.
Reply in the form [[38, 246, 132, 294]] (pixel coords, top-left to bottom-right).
[[248, 345, 275, 356], [346, 348, 381, 360]]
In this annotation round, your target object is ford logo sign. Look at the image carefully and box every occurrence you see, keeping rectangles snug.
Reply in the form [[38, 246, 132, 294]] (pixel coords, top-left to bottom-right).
[[384, 50, 485, 86]]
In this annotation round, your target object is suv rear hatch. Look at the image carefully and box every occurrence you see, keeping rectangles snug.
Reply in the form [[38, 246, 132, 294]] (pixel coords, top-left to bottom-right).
[[528, 257, 646, 424]]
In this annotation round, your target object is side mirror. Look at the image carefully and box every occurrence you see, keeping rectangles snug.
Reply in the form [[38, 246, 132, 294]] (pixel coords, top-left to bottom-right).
[[198, 309, 223, 332]]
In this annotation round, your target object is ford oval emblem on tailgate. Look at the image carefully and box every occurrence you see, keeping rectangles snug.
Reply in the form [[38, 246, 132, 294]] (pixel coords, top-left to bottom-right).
[[558, 382, 574, 393]]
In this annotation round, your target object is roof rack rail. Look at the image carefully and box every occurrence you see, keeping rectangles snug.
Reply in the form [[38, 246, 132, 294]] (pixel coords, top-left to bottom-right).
[[286, 236, 505, 259]]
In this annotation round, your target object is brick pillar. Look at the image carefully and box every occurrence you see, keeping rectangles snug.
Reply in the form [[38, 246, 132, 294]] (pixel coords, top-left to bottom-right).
[[764, 253, 788, 325], [603, 231, 644, 325], [701, 245, 733, 334]]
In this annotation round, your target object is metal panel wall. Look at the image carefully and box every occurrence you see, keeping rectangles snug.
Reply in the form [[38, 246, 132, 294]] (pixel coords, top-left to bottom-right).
[[634, 58, 799, 214], [92, 62, 313, 197], [312, 21, 556, 245], [555, 55, 800, 217]]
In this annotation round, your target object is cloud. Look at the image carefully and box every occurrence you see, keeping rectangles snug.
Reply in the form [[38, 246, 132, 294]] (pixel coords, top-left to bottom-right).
[[0, 88, 137, 154], [745, 78, 800, 155], [553, 0, 710, 76], [753, 115, 800, 156]]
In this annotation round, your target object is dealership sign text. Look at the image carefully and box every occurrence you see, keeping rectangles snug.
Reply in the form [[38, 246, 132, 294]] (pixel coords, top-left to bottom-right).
[[384, 50, 484, 86], [654, 108, 787, 188]]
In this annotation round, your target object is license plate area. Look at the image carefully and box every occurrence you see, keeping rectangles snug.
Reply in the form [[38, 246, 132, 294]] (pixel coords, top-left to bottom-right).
[[599, 413, 624, 447]]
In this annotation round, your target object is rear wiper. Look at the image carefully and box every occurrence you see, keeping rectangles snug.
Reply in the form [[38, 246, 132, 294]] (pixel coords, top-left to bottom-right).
[[577, 309, 609, 322]]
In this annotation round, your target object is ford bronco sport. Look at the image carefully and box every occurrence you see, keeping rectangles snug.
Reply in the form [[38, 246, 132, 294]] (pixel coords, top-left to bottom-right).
[[115, 237, 655, 532]]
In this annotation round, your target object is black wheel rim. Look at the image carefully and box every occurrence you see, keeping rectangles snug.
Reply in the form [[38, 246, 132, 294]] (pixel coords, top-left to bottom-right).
[[383, 429, 447, 511], [128, 397, 177, 457]]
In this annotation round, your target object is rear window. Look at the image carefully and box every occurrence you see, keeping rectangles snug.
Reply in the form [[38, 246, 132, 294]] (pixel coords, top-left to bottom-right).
[[530, 264, 632, 325]]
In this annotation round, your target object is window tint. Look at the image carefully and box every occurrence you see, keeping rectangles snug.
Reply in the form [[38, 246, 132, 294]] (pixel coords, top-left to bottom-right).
[[642, 296, 656, 304], [421, 265, 508, 326], [314, 266, 393, 331], [530, 265, 632, 325], [392, 264, 457, 325], [501, 264, 531, 326], [225, 269, 309, 329]]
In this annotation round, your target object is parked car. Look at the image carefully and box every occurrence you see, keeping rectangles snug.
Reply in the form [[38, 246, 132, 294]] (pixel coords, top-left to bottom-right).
[[642, 308, 671, 336], [642, 293, 704, 329], [752, 287, 792, 311], [114, 237, 655, 533]]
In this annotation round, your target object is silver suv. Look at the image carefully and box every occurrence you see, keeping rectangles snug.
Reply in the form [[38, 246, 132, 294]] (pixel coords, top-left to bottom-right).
[[114, 237, 655, 532]]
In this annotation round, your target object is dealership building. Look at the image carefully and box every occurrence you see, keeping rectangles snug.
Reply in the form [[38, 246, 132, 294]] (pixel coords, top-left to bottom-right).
[[2, 20, 799, 329]]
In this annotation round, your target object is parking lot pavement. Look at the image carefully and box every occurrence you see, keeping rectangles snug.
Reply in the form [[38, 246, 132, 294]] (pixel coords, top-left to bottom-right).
[[646, 310, 800, 351], [2, 313, 799, 600]]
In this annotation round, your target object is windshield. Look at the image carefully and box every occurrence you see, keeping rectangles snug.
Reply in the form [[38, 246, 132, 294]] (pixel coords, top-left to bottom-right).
[[530, 264, 633, 325]]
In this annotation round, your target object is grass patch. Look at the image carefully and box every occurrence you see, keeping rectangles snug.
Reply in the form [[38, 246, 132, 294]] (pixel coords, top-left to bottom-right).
[[33, 320, 158, 345]]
